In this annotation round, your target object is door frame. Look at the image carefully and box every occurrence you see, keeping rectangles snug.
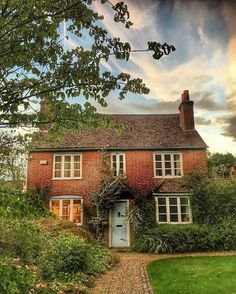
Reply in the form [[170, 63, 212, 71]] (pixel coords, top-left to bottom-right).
[[109, 199, 130, 248]]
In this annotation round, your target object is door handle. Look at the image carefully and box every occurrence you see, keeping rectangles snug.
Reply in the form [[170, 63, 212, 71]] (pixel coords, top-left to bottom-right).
[[116, 225, 123, 227]]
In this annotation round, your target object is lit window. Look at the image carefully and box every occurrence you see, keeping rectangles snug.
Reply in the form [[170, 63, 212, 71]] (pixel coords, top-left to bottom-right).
[[154, 153, 182, 177], [111, 153, 125, 176], [50, 196, 83, 225], [155, 195, 191, 224], [53, 154, 82, 179]]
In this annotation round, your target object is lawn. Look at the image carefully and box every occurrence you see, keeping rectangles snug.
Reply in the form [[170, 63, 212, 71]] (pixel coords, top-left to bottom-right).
[[147, 255, 236, 294]]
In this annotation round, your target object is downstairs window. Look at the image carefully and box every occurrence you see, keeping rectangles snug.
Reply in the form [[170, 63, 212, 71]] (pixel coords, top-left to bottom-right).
[[50, 196, 83, 225], [155, 195, 191, 224]]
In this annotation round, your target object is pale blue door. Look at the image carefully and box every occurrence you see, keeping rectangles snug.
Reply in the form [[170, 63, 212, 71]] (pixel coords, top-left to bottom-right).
[[111, 201, 129, 247]]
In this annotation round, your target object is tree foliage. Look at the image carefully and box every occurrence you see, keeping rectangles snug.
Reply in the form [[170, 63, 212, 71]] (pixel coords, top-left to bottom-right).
[[208, 152, 236, 178], [0, 0, 175, 131]]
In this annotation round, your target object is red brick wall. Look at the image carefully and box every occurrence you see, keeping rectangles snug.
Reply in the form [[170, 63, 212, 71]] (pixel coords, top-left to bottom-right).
[[27, 149, 207, 204]]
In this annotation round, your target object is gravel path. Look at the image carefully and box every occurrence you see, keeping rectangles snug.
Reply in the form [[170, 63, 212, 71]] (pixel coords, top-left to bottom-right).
[[90, 251, 236, 294]]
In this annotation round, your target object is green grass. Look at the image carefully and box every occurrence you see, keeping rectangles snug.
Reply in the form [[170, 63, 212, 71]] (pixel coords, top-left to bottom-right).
[[147, 255, 236, 294]]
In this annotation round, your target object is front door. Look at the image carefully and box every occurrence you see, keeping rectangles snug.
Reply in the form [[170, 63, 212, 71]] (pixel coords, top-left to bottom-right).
[[110, 201, 129, 247]]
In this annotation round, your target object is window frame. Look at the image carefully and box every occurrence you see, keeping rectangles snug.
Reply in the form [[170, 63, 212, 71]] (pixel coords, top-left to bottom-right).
[[153, 152, 183, 178], [49, 195, 83, 225], [154, 194, 192, 224], [52, 153, 82, 180], [111, 152, 126, 177]]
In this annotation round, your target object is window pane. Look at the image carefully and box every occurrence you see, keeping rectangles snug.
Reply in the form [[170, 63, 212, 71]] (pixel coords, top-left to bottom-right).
[[65, 156, 71, 162], [54, 170, 61, 178], [169, 198, 177, 205], [181, 206, 189, 214], [62, 200, 70, 220], [155, 154, 161, 161], [181, 214, 190, 222], [158, 206, 166, 213], [64, 162, 71, 170], [170, 214, 178, 222], [170, 206, 178, 213], [164, 154, 171, 161], [156, 162, 162, 168], [74, 170, 81, 177], [55, 163, 61, 170], [158, 198, 166, 205], [74, 155, 80, 163], [174, 161, 181, 169], [180, 198, 188, 205], [156, 169, 162, 176], [175, 169, 181, 176], [55, 156, 62, 162], [51, 200, 59, 216], [64, 170, 71, 177], [165, 169, 172, 176], [165, 161, 171, 168], [119, 154, 123, 162], [159, 214, 167, 222], [73, 200, 81, 223], [174, 154, 180, 161]]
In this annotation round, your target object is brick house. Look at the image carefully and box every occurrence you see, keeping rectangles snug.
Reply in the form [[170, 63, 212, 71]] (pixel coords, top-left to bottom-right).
[[27, 90, 207, 247]]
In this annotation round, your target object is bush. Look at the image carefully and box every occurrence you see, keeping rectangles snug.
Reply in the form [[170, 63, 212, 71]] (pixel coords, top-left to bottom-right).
[[0, 257, 36, 294], [0, 187, 50, 219], [191, 180, 236, 225], [133, 222, 236, 253], [38, 234, 116, 280], [0, 218, 49, 263]]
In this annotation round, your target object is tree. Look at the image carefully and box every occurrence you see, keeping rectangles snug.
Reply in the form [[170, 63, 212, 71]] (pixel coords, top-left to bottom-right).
[[0, 0, 175, 131], [0, 132, 27, 189], [208, 152, 236, 178]]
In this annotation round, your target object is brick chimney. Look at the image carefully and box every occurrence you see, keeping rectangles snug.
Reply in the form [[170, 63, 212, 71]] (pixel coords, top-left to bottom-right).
[[230, 166, 236, 179], [179, 90, 195, 131], [39, 98, 52, 131]]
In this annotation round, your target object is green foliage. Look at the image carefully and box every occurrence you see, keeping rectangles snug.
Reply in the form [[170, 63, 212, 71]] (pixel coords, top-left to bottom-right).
[[191, 180, 236, 225], [0, 257, 36, 294], [208, 152, 236, 178], [0, 0, 175, 130], [0, 187, 49, 219], [0, 218, 48, 263], [38, 234, 116, 280], [133, 222, 236, 253]]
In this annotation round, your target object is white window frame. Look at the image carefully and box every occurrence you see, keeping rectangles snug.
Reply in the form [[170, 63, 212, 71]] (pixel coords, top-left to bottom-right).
[[111, 153, 126, 177], [153, 152, 183, 178], [52, 153, 82, 180], [154, 194, 192, 224], [49, 195, 83, 225]]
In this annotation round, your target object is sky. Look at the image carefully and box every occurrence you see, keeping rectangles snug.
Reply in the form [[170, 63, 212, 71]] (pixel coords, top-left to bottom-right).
[[65, 0, 236, 154]]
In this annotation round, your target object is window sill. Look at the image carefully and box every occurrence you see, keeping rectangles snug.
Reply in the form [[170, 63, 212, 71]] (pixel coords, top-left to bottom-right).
[[51, 177, 83, 181], [157, 222, 192, 225], [153, 176, 183, 179]]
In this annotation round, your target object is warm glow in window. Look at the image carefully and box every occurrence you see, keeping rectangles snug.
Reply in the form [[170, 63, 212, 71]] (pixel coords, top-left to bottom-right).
[[50, 197, 83, 225]]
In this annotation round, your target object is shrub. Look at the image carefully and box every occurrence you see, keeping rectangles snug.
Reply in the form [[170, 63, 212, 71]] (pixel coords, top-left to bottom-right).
[[133, 222, 236, 253], [0, 257, 36, 294], [0, 218, 49, 263], [38, 234, 116, 280]]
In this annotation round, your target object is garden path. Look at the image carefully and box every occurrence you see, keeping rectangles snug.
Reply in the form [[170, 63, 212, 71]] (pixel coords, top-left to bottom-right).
[[90, 251, 236, 294]]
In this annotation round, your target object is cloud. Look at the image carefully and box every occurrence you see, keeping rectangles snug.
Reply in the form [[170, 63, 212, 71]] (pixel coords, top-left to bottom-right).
[[196, 92, 225, 111], [221, 115, 236, 142], [195, 116, 212, 126]]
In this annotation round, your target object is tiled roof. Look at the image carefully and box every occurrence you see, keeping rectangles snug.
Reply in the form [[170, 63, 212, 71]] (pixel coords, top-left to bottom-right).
[[35, 114, 207, 150], [153, 179, 191, 193]]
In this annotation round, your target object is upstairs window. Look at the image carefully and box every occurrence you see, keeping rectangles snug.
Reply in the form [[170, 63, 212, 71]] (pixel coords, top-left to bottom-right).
[[50, 196, 83, 225], [155, 195, 191, 224], [111, 153, 125, 177], [154, 153, 182, 178], [53, 154, 82, 179]]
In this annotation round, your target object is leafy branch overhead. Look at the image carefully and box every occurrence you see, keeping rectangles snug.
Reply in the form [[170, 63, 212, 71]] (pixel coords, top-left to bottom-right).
[[0, 0, 176, 130]]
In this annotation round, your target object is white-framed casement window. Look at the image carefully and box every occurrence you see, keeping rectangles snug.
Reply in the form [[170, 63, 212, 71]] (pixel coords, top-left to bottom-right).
[[53, 154, 82, 179], [50, 196, 83, 225], [153, 152, 183, 178], [155, 194, 192, 224], [111, 153, 126, 177]]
